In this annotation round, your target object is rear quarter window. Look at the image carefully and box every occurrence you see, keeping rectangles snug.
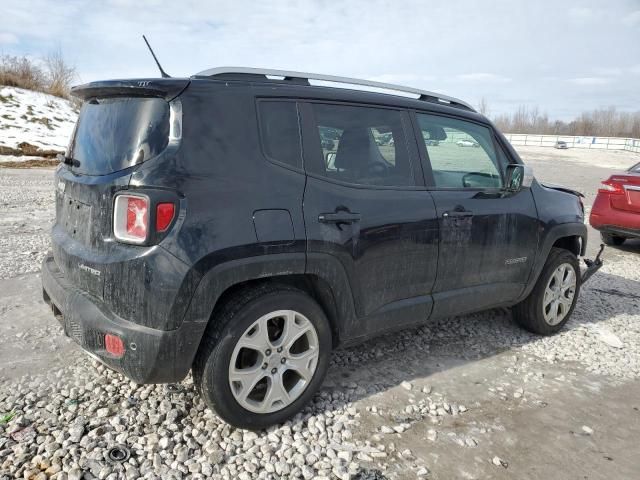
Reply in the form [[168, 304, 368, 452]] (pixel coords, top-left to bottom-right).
[[257, 101, 302, 169]]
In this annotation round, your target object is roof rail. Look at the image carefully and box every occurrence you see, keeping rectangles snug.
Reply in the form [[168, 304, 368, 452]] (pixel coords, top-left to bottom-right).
[[194, 67, 476, 112]]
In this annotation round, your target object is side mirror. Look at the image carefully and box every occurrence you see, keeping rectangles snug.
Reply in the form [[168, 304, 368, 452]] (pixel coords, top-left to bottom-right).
[[504, 164, 533, 192]]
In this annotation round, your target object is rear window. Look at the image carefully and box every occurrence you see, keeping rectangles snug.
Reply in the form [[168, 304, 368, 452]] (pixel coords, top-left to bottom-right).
[[630, 162, 640, 173], [70, 97, 170, 175]]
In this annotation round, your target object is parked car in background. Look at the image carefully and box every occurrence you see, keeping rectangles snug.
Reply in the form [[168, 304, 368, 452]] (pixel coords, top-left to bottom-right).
[[590, 162, 640, 246], [555, 141, 569, 149], [42, 67, 602, 429], [456, 139, 479, 147]]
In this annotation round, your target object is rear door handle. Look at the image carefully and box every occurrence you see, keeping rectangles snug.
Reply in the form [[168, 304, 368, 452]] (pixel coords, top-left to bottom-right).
[[443, 210, 473, 218], [318, 212, 361, 223]]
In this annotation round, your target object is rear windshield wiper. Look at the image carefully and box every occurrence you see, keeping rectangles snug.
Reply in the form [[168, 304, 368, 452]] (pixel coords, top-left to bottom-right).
[[57, 154, 80, 167]]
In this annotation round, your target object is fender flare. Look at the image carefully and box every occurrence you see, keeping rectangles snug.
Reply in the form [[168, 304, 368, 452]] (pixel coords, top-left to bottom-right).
[[517, 222, 587, 302], [181, 251, 358, 344]]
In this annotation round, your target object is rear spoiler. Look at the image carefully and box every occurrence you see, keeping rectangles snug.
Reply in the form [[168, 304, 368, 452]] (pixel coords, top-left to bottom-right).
[[71, 78, 190, 101]]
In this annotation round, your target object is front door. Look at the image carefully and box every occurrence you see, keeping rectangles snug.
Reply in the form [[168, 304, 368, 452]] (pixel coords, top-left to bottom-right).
[[414, 112, 539, 319], [300, 102, 439, 337]]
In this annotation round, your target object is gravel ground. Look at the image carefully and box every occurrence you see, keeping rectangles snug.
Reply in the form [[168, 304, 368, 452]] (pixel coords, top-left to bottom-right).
[[1, 148, 640, 479]]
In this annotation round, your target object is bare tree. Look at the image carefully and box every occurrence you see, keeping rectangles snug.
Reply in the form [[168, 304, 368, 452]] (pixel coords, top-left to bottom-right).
[[478, 97, 489, 116], [492, 104, 640, 138]]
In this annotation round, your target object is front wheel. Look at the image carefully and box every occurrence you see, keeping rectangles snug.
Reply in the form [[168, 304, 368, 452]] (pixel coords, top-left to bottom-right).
[[513, 248, 580, 335], [193, 285, 332, 430]]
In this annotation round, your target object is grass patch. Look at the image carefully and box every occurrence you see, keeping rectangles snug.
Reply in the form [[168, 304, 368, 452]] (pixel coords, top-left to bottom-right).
[[0, 159, 58, 168]]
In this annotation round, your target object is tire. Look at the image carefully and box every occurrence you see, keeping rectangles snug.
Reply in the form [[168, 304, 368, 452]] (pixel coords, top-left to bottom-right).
[[600, 232, 625, 246], [192, 284, 332, 430], [512, 247, 580, 335]]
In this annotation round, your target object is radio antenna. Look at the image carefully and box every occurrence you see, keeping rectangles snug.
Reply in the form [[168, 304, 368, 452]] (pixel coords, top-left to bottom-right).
[[142, 34, 171, 78]]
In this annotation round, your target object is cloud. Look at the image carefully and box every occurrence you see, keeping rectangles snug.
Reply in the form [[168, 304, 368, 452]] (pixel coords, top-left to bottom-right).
[[622, 10, 640, 26], [569, 7, 596, 21], [593, 67, 623, 77], [1, 0, 638, 118], [456, 73, 512, 83], [567, 77, 612, 86], [0, 32, 19, 45], [369, 73, 436, 85]]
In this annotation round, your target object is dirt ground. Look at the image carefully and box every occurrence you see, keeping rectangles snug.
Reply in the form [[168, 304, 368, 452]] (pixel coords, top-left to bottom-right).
[[1, 147, 639, 480]]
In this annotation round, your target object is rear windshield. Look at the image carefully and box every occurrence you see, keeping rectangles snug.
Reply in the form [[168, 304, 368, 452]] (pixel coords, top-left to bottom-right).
[[70, 97, 170, 175], [630, 162, 640, 173]]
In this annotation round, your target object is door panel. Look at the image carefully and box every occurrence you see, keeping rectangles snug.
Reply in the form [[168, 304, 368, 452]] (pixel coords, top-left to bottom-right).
[[300, 102, 438, 336], [414, 112, 539, 318], [430, 189, 539, 316], [304, 178, 439, 317]]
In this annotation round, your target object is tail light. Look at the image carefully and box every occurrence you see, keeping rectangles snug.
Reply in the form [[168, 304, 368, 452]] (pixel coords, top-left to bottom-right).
[[156, 202, 175, 232], [598, 179, 624, 195], [105, 333, 125, 358], [114, 194, 149, 243]]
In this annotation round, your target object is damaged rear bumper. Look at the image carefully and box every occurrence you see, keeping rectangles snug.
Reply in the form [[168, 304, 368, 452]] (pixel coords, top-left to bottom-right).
[[41, 254, 205, 384], [581, 244, 604, 284]]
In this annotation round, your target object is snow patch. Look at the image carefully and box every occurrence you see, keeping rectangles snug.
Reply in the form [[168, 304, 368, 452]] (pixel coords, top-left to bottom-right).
[[0, 86, 77, 161]]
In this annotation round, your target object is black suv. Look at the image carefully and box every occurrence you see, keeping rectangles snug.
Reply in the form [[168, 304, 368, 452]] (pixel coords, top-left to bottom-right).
[[42, 68, 602, 429]]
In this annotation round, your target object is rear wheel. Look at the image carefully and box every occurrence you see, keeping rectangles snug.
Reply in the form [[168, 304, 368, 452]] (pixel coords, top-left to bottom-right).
[[513, 248, 580, 335], [193, 285, 331, 430], [601, 232, 625, 246]]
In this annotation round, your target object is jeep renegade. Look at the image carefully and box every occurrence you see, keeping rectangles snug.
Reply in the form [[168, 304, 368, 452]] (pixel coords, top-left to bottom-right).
[[42, 67, 602, 429]]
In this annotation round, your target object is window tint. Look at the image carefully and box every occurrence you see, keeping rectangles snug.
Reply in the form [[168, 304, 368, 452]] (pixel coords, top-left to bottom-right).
[[311, 104, 414, 187], [416, 113, 503, 189], [72, 97, 170, 176], [258, 101, 302, 168]]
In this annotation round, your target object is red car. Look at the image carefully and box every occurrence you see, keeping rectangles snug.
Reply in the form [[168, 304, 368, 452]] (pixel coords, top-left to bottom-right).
[[590, 161, 640, 246]]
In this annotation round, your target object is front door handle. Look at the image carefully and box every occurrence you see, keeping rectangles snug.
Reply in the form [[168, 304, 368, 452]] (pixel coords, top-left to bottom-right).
[[443, 210, 473, 218], [318, 212, 362, 223]]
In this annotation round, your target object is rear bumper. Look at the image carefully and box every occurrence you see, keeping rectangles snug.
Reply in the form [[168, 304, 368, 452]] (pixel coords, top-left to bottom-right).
[[590, 194, 640, 236], [41, 254, 206, 383], [591, 224, 640, 239]]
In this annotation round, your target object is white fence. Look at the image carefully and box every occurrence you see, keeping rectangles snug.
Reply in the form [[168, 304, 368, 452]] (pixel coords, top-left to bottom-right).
[[504, 134, 640, 154]]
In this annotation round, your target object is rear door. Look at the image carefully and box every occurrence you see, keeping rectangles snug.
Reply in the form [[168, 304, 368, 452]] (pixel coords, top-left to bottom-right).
[[300, 101, 439, 337], [413, 112, 539, 319]]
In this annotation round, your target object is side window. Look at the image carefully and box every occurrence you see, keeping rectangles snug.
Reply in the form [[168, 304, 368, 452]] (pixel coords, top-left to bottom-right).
[[311, 103, 414, 187], [257, 101, 302, 169], [416, 113, 503, 189]]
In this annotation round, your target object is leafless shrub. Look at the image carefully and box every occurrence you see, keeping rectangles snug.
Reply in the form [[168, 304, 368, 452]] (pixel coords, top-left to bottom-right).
[[45, 49, 76, 98], [0, 50, 76, 99], [0, 55, 47, 91]]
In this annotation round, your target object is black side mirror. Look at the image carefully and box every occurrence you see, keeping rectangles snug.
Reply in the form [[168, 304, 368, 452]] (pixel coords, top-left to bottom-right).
[[504, 164, 533, 192]]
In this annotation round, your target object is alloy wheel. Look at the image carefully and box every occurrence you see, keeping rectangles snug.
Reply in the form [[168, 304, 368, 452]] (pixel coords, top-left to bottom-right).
[[542, 263, 577, 325], [228, 310, 319, 413]]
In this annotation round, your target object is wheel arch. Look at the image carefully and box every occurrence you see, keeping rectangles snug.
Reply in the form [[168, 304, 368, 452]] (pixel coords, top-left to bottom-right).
[[517, 222, 587, 303], [183, 253, 357, 367]]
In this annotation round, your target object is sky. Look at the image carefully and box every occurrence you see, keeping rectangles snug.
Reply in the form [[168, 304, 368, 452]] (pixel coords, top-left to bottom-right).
[[1, 0, 639, 119]]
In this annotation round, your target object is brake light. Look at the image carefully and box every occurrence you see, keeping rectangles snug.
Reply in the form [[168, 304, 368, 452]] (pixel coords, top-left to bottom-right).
[[156, 202, 175, 232], [105, 333, 125, 358], [114, 194, 149, 243], [599, 180, 624, 194]]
